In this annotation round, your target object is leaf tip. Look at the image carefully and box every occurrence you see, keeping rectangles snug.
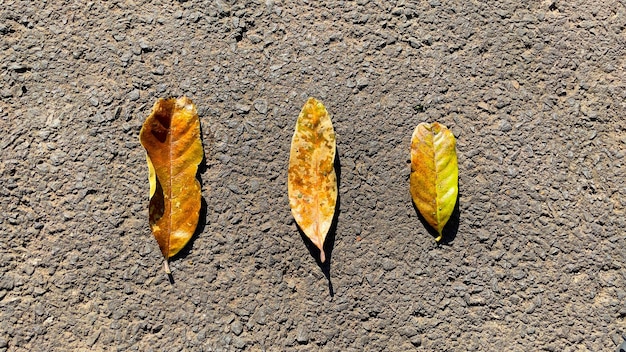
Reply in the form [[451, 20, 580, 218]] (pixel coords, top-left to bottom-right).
[[320, 249, 326, 263]]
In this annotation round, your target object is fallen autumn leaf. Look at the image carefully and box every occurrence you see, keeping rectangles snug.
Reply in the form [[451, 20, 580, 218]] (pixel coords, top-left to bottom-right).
[[288, 97, 337, 263], [410, 122, 458, 242], [139, 97, 203, 273]]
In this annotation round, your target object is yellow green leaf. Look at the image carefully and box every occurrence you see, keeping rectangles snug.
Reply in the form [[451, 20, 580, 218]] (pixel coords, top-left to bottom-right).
[[288, 98, 337, 263], [139, 97, 203, 273], [410, 122, 458, 242]]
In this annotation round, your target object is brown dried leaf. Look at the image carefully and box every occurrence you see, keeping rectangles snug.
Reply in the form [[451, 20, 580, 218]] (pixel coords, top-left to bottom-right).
[[288, 98, 337, 263], [139, 97, 203, 272], [410, 122, 458, 242]]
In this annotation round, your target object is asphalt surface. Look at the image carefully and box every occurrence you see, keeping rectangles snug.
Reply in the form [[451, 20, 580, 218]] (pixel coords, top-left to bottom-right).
[[1, 0, 626, 351]]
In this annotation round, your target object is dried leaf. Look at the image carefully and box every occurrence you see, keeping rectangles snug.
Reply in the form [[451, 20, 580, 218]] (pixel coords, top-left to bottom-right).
[[410, 122, 458, 242], [288, 98, 337, 263], [139, 97, 203, 273]]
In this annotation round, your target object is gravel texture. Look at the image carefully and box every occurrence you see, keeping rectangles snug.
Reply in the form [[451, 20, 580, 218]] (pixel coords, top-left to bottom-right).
[[1, 0, 626, 351]]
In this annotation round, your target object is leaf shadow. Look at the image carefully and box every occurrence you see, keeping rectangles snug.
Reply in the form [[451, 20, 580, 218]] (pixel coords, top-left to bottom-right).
[[167, 116, 212, 281], [412, 189, 460, 245], [295, 149, 341, 298]]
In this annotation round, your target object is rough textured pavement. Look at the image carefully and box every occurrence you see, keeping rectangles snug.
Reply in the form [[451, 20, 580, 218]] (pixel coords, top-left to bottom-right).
[[1, 0, 626, 351]]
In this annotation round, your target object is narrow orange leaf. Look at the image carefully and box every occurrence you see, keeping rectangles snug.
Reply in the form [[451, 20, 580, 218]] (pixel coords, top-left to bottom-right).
[[139, 97, 203, 272], [410, 122, 458, 242], [288, 98, 337, 263]]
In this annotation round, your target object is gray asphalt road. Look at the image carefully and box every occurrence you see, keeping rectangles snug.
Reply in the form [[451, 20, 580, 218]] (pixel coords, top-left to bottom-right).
[[1, 0, 625, 351]]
